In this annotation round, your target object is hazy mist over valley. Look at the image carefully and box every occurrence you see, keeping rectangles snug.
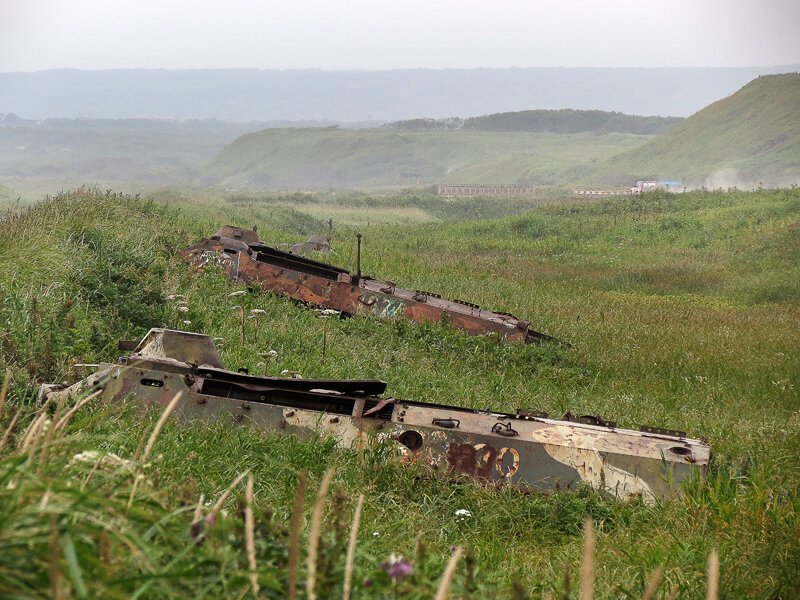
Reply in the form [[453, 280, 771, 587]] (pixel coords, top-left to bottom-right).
[[2, 69, 798, 195]]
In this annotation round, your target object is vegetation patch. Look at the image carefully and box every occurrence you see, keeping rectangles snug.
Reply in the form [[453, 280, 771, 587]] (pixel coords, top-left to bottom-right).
[[0, 187, 798, 597]]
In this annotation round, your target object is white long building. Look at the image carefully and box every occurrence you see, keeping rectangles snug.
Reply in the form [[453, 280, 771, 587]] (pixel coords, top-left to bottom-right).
[[437, 184, 536, 197]]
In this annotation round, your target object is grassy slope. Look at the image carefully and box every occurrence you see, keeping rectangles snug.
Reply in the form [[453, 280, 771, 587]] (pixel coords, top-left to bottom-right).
[[0, 188, 798, 598], [385, 110, 682, 135], [462, 109, 681, 135], [583, 73, 800, 186], [209, 128, 651, 189]]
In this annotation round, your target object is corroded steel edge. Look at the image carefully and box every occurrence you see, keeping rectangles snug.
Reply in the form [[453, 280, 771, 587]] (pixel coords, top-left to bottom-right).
[[46, 329, 709, 503], [182, 226, 557, 344]]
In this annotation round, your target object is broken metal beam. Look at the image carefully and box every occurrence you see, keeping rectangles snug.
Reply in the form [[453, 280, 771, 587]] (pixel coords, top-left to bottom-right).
[[182, 226, 558, 345], [44, 329, 709, 502]]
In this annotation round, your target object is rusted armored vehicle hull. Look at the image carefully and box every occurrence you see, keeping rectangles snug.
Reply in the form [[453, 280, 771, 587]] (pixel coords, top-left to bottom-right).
[[183, 226, 555, 344], [45, 329, 709, 502]]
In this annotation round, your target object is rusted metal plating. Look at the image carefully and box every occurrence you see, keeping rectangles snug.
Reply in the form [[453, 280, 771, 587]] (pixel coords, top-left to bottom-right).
[[182, 226, 556, 344], [45, 329, 709, 502]]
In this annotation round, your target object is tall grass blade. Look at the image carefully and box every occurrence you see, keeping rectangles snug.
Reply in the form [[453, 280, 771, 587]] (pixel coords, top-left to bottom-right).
[[62, 531, 89, 598], [707, 549, 719, 600], [54, 390, 102, 433], [0, 407, 22, 452], [19, 411, 47, 452], [288, 470, 308, 600], [39, 488, 52, 510], [245, 474, 259, 598], [306, 467, 334, 600], [209, 469, 250, 522], [141, 391, 183, 462], [434, 545, 463, 600], [37, 394, 68, 473], [192, 493, 205, 524], [49, 515, 63, 600], [642, 565, 664, 600], [580, 517, 594, 600], [342, 493, 365, 600], [0, 367, 10, 419]]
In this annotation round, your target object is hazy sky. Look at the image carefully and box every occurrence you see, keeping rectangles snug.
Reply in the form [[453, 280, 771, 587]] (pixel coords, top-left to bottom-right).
[[1, 0, 799, 71]]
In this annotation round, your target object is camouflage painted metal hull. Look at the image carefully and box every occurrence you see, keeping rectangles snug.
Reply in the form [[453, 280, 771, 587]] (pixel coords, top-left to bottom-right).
[[182, 226, 556, 344], [45, 329, 709, 502]]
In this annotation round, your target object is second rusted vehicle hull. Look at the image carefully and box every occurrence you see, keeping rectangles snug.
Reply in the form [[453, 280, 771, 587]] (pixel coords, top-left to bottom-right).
[[183, 226, 556, 344], [45, 329, 709, 502]]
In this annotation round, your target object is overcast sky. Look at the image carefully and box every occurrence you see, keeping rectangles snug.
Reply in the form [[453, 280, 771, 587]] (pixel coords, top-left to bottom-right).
[[1, 0, 799, 71]]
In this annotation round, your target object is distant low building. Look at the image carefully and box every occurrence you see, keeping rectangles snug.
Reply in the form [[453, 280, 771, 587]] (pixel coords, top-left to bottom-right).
[[631, 180, 659, 194], [437, 184, 536, 197], [631, 180, 683, 193], [573, 189, 630, 196]]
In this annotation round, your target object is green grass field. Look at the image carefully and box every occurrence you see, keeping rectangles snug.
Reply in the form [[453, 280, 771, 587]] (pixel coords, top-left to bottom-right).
[[0, 187, 798, 598]]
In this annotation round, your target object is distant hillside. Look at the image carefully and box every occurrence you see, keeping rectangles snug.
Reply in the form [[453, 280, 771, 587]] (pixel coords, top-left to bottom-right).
[[0, 116, 376, 189], [464, 109, 681, 134], [1, 66, 798, 121], [208, 128, 652, 189], [585, 73, 800, 186], [386, 109, 681, 134]]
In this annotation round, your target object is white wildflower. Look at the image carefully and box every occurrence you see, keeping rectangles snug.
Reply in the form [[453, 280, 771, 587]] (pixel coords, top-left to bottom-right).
[[177, 306, 189, 313], [249, 308, 267, 315], [69, 450, 132, 470], [455, 509, 472, 521], [228, 290, 247, 298]]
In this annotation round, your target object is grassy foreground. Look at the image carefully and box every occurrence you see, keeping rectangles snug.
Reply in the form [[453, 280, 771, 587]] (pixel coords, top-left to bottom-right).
[[0, 187, 798, 598]]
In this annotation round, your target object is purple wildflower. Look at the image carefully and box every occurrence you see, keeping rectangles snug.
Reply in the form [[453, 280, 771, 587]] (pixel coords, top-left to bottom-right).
[[380, 554, 414, 580]]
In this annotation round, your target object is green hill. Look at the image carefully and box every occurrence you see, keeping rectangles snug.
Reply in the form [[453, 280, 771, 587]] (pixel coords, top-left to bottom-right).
[[387, 110, 681, 134], [464, 109, 681, 134], [210, 74, 800, 190], [208, 127, 651, 189], [585, 73, 800, 186]]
